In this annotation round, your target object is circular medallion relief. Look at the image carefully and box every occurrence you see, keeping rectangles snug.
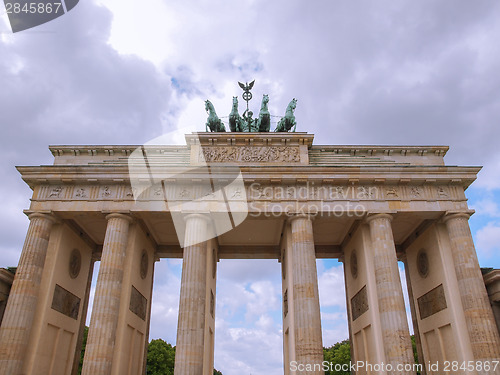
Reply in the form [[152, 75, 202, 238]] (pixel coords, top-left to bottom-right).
[[417, 249, 429, 278], [69, 249, 81, 279], [140, 250, 148, 279], [350, 250, 358, 279]]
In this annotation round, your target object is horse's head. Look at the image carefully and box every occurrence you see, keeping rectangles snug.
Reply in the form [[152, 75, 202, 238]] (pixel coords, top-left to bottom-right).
[[263, 94, 269, 104], [290, 98, 297, 109], [205, 99, 215, 113]]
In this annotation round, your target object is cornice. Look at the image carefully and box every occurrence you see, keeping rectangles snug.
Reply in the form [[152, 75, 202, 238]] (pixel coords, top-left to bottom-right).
[[16, 164, 481, 190]]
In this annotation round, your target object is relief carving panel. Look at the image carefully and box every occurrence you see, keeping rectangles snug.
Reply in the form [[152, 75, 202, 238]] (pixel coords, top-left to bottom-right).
[[418, 284, 447, 320], [351, 285, 369, 321], [129, 285, 147, 321], [51, 284, 81, 320], [201, 146, 300, 163]]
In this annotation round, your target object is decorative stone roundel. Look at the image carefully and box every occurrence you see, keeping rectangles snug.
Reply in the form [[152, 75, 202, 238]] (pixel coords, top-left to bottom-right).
[[69, 248, 81, 279], [350, 250, 358, 279], [140, 250, 148, 279], [417, 249, 429, 278]]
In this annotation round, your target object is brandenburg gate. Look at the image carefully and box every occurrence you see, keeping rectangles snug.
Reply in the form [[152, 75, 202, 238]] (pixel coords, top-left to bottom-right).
[[0, 92, 499, 375]]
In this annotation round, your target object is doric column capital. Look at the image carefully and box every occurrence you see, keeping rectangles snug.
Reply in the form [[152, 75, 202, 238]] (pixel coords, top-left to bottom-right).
[[105, 212, 134, 223], [442, 210, 474, 223], [182, 213, 212, 248], [25, 211, 59, 224], [287, 213, 314, 224], [183, 213, 211, 224], [365, 212, 393, 224]]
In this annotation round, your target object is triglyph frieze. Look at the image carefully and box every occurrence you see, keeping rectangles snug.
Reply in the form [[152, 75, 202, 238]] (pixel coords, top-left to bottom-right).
[[35, 183, 465, 202]]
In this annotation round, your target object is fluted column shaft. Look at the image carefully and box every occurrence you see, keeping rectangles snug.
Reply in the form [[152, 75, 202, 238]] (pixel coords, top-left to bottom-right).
[[174, 214, 210, 375], [444, 213, 500, 364], [0, 212, 56, 374], [367, 214, 415, 375], [81, 213, 133, 375], [289, 215, 324, 375]]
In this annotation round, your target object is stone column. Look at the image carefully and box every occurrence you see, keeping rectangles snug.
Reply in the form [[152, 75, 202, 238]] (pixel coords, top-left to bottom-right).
[[289, 214, 324, 374], [81, 213, 133, 375], [366, 214, 415, 375], [443, 213, 500, 364], [174, 214, 210, 375], [0, 212, 57, 374]]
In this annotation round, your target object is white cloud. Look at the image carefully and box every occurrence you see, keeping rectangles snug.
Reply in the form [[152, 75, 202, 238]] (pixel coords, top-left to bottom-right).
[[215, 317, 283, 375], [469, 197, 500, 218], [476, 222, 500, 258], [149, 260, 182, 343], [214, 260, 283, 375], [474, 154, 500, 190], [323, 327, 350, 348], [318, 263, 346, 308]]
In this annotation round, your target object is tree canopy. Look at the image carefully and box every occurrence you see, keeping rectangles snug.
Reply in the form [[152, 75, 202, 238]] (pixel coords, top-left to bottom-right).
[[146, 338, 222, 375], [323, 339, 351, 375], [147, 339, 176, 375]]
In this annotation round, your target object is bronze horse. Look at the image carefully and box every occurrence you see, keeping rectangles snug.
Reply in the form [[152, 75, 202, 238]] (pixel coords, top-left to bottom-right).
[[256, 94, 270, 132], [205, 100, 226, 132], [275, 98, 297, 132], [229, 96, 244, 132]]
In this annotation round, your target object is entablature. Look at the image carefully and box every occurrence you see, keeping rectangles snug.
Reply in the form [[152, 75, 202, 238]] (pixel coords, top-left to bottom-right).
[[17, 164, 481, 190]]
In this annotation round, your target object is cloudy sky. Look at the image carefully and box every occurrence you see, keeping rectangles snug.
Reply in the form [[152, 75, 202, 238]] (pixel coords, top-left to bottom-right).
[[2, 1, 500, 374]]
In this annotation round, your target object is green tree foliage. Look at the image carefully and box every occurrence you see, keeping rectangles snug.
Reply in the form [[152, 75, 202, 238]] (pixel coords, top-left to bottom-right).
[[322, 336, 420, 375], [145, 338, 222, 375], [411, 335, 421, 375], [78, 326, 89, 375], [323, 339, 351, 375], [146, 339, 176, 375]]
